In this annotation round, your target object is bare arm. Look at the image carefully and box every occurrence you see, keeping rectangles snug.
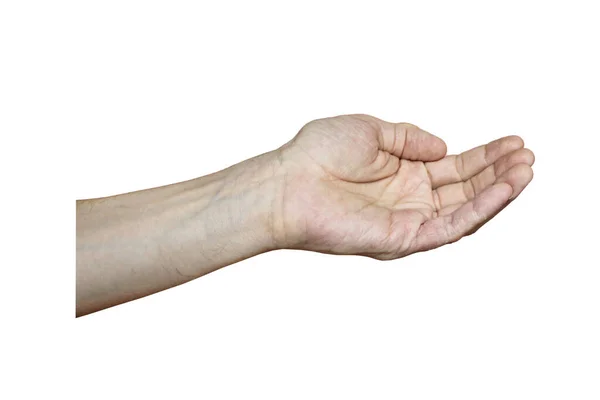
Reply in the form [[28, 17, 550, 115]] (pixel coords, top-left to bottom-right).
[[77, 114, 534, 316], [76, 151, 285, 316]]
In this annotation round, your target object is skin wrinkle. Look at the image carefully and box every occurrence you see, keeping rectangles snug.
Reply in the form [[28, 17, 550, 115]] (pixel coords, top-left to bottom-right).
[[376, 121, 386, 152], [464, 177, 476, 200], [269, 149, 284, 249], [455, 152, 466, 181], [483, 138, 492, 165], [392, 122, 400, 156]]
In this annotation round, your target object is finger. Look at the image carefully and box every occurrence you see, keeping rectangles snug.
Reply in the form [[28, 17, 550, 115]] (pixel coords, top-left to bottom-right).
[[496, 163, 534, 200], [410, 182, 513, 252], [425, 135, 524, 189], [379, 122, 447, 161], [462, 164, 534, 236], [433, 148, 535, 211], [436, 161, 534, 217]]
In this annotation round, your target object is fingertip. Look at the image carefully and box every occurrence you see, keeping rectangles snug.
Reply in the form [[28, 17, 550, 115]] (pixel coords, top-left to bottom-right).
[[495, 181, 515, 200], [515, 148, 535, 166], [408, 125, 447, 161], [423, 135, 447, 161], [489, 135, 525, 157], [523, 148, 535, 166], [433, 135, 448, 159], [512, 163, 534, 184], [492, 147, 536, 178], [506, 135, 525, 149], [497, 163, 534, 199]]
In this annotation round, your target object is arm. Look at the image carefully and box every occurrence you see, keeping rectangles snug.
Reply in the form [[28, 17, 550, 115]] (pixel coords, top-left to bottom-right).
[[76, 151, 286, 316], [77, 114, 534, 316]]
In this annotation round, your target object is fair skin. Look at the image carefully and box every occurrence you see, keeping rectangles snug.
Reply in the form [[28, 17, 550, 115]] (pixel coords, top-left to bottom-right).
[[76, 114, 534, 316]]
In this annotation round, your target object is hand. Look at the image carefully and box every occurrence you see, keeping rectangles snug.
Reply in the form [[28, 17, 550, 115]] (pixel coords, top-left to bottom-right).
[[276, 114, 534, 259]]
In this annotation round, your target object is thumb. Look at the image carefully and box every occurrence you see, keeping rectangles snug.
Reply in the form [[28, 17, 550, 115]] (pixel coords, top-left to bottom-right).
[[380, 122, 447, 161]]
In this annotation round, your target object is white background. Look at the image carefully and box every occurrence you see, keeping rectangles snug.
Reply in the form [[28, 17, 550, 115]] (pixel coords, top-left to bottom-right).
[[1, 0, 599, 399]]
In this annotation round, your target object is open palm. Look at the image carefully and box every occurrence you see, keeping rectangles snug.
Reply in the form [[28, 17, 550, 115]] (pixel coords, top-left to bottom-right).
[[278, 114, 534, 259]]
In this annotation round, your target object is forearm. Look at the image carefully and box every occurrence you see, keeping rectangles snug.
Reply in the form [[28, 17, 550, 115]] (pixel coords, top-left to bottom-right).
[[76, 150, 285, 316]]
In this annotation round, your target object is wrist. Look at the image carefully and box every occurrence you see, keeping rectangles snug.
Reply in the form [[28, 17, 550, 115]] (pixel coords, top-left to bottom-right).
[[268, 143, 323, 250], [210, 149, 287, 254], [188, 145, 308, 258], [183, 148, 294, 261]]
